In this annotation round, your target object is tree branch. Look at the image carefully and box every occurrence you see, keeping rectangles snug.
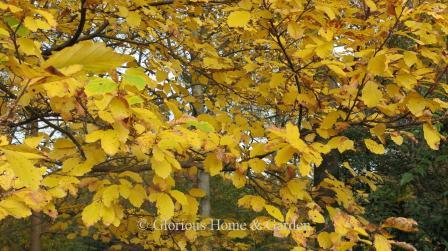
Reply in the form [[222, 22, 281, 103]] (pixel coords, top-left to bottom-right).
[[42, 0, 87, 55]]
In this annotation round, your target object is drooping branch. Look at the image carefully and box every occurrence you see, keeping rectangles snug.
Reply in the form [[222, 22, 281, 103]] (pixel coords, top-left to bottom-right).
[[42, 0, 87, 55]]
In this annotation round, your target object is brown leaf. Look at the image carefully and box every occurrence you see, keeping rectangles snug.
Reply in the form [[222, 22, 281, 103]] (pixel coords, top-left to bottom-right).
[[382, 217, 418, 232]]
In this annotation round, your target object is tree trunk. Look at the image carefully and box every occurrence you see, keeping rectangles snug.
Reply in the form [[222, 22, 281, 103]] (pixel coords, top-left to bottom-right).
[[30, 212, 42, 251], [198, 171, 211, 217], [29, 121, 42, 251], [192, 80, 212, 248]]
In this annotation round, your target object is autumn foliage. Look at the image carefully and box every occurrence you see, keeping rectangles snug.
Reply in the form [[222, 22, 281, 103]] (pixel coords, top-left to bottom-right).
[[0, 0, 447, 250]]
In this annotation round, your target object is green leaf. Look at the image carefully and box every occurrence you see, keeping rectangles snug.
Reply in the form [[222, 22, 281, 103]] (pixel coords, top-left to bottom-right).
[[4, 17, 29, 36], [126, 95, 144, 105], [186, 120, 215, 132], [400, 173, 413, 186], [85, 78, 117, 96], [123, 74, 145, 90]]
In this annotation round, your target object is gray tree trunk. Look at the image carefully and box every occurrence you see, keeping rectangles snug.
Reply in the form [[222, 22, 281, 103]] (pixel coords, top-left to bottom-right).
[[191, 84, 211, 218]]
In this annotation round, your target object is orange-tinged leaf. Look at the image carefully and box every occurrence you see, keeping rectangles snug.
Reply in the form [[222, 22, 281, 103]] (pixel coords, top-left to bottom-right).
[[382, 217, 418, 232]]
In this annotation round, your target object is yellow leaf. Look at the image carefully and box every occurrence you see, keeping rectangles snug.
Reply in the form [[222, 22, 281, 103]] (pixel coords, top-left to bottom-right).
[[231, 172, 246, 188], [287, 179, 308, 200], [403, 51, 418, 67], [374, 234, 391, 251], [321, 111, 339, 129], [370, 123, 386, 144], [308, 209, 325, 223], [250, 196, 266, 212], [35, 10, 56, 27], [328, 64, 346, 77], [315, 41, 333, 58], [391, 134, 403, 145], [101, 131, 120, 156], [128, 184, 146, 208], [364, 139, 385, 154], [203, 57, 223, 69], [165, 100, 183, 119], [367, 54, 388, 76], [24, 134, 44, 148], [169, 190, 188, 205], [157, 193, 174, 220], [265, 205, 284, 222], [24, 16, 51, 31], [328, 136, 354, 153], [249, 158, 265, 173], [100, 204, 116, 226], [406, 93, 426, 117], [0, 198, 31, 219], [298, 160, 312, 176], [227, 11, 251, 28], [274, 146, 295, 166], [151, 155, 172, 179], [44, 41, 132, 72], [110, 98, 130, 120], [118, 171, 143, 183], [317, 232, 332, 249], [287, 22, 302, 39], [127, 11, 141, 28], [118, 184, 131, 198], [0, 2, 22, 13], [17, 38, 39, 56], [82, 202, 101, 227], [423, 123, 441, 150], [365, 0, 377, 11], [4, 150, 43, 190], [85, 130, 120, 156], [204, 152, 223, 176], [189, 188, 206, 198], [0, 135, 8, 146], [102, 185, 119, 207], [227, 230, 248, 239], [269, 73, 285, 88], [361, 81, 382, 108], [396, 73, 417, 90], [315, 5, 336, 20]]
